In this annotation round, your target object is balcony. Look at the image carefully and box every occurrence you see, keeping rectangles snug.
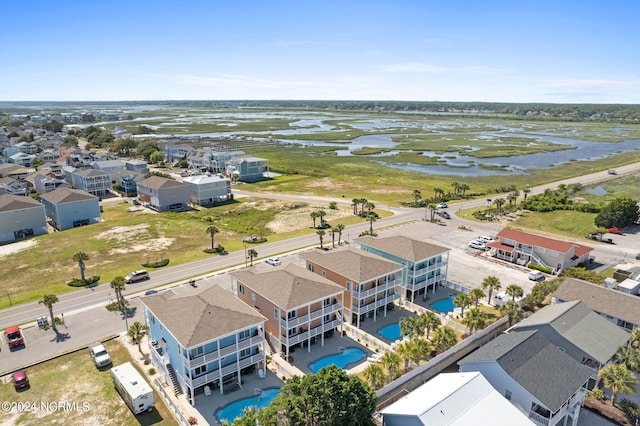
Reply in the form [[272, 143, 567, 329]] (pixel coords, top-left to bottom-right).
[[190, 352, 264, 388], [281, 319, 342, 347], [406, 262, 447, 277], [406, 276, 442, 292], [352, 293, 400, 315], [185, 335, 264, 369], [279, 302, 342, 329], [353, 278, 402, 299]]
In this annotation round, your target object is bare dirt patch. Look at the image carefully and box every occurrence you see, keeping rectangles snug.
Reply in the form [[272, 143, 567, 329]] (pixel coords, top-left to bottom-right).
[[0, 239, 38, 258], [267, 201, 353, 233], [96, 224, 175, 254]]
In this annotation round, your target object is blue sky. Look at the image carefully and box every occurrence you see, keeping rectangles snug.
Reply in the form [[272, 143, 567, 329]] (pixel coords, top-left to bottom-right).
[[2, 1, 639, 103]]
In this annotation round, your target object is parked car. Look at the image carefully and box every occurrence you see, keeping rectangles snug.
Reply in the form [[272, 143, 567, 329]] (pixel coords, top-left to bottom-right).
[[636, 253, 640, 260], [608, 169, 617, 175], [606, 227, 623, 235], [478, 235, 494, 243], [125, 270, 149, 284], [468, 240, 486, 250], [12, 370, 29, 390], [436, 203, 448, 209], [89, 343, 112, 368], [4, 326, 24, 348], [440, 211, 451, 219], [266, 257, 281, 266], [144, 289, 158, 296]]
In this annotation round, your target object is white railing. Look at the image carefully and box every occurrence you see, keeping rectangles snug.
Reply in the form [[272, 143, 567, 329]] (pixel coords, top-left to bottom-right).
[[528, 410, 550, 426], [186, 335, 263, 368], [407, 262, 447, 277], [281, 319, 342, 346], [352, 293, 400, 315], [354, 279, 402, 299], [279, 303, 342, 328], [191, 353, 264, 388]]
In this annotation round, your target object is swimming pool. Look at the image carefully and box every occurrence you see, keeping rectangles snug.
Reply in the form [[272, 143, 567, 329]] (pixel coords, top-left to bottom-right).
[[216, 388, 280, 424], [378, 323, 401, 341], [430, 296, 457, 313], [309, 347, 366, 373]]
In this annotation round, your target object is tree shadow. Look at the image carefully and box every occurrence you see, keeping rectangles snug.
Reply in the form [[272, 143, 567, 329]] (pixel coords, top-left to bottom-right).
[[50, 327, 71, 343]]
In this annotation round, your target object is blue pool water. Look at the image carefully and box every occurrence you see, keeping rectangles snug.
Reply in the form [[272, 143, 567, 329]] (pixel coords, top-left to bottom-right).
[[430, 296, 456, 313], [216, 388, 280, 424], [378, 323, 401, 341], [309, 348, 366, 373]]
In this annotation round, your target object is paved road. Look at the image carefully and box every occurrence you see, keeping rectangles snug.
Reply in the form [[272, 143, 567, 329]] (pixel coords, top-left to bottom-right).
[[1, 162, 640, 375]]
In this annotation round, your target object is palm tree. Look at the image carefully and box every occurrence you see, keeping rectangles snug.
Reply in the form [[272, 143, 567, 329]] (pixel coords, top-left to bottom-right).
[[481, 276, 502, 305], [335, 223, 345, 245], [400, 316, 419, 339], [396, 341, 413, 373], [247, 249, 258, 266], [330, 226, 338, 248], [362, 363, 385, 390], [310, 211, 319, 228], [494, 198, 505, 214], [412, 189, 422, 205], [206, 225, 219, 250], [127, 321, 150, 354], [411, 338, 432, 364], [469, 288, 485, 308], [351, 198, 360, 215], [433, 187, 443, 199], [616, 345, 640, 372], [459, 183, 470, 196], [499, 301, 525, 326], [317, 209, 327, 227], [454, 293, 472, 316], [317, 229, 326, 249], [450, 181, 460, 196], [427, 203, 437, 221], [39, 294, 59, 328], [463, 308, 487, 334], [523, 187, 531, 201], [366, 211, 379, 233], [505, 284, 524, 301], [73, 251, 89, 282], [419, 311, 441, 340], [111, 276, 126, 310], [599, 363, 638, 407], [364, 201, 375, 213], [359, 198, 368, 216], [433, 326, 458, 353], [381, 352, 401, 382], [631, 328, 640, 348]]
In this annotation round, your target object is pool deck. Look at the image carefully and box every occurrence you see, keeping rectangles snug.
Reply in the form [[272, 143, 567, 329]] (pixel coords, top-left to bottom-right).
[[192, 368, 285, 425], [287, 333, 374, 375]]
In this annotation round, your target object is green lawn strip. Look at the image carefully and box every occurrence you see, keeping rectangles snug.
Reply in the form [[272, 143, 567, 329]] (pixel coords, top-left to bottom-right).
[[0, 339, 177, 426]]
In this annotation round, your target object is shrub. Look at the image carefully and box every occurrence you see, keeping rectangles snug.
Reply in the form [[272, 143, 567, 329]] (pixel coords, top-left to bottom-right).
[[67, 275, 100, 287], [142, 258, 170, 268], [588, 387, 605, 401], [527, 263, 553, 274], [148, 367, 156, 375], [618, 398, 640, 424], [188, 416, 198, 425]]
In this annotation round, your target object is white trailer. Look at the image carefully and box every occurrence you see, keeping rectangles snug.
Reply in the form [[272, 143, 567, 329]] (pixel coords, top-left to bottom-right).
[[111, 362, 154, 414]]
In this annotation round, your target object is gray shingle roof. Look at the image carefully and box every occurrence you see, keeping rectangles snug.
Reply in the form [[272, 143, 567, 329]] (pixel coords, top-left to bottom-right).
[[300, 247, 403, 282], [554, 278, 640, 326], [354, 235, 449, 261], [139, 175, 187, 190], [512, 300, 629, 364], [141, 285, 266, 348], [40, 187, 97, 204], [74, 168, 110, 177], [0, 194, 42, 212], [230, 264, 344, 310], [459, 330, 594, 411]]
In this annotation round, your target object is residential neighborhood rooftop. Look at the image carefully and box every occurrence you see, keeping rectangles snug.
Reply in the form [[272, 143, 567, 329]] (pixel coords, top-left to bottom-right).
[[0, 193, 43, 212], [493, 228, 593, 256], [354, 235, 449, 261], [139, 175, 187, 189], [300, 246, 403, 282], [40, 187, 98, 204], [511, 300, 630, 365], [459, 330, 594, 412], [230, 264, 344, 310], [140, 285, 267, 348]]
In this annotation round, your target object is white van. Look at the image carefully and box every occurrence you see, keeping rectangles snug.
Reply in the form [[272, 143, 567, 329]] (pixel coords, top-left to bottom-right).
[[528, 270, 544, 281], [125, 270, 149, 284]]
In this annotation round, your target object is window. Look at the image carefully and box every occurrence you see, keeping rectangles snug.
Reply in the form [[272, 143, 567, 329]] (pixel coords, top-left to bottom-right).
[[239, 284, 244, 295], [308, 264, 314, 272], [274, 307, 280, 319], [288, 310, 297, 319], [324, 314, 331, 322], [288, 327, 297, 336], [321, 270, 327, 277], [505, 390, 512, 400], [194, 365, 207, 377], [346, 281, 351, 291], [238, 329, 251, 340], [239, 348, 251, 358], [324, 298, 331, 306], [190, 346, 204, 359], [251, 292, 256, 302]]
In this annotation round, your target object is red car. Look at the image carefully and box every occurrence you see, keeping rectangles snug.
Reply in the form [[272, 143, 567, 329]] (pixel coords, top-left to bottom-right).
[[606, 227, 624, 235], [12, 370, 29, 390]]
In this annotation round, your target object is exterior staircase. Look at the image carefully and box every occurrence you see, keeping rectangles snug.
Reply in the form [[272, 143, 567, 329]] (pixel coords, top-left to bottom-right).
[[165, 364, 183, 396]]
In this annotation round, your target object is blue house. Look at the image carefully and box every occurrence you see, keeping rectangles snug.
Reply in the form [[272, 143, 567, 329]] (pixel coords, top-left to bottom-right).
[[353, 235, 450, 303], [141, 285, 267, 405]]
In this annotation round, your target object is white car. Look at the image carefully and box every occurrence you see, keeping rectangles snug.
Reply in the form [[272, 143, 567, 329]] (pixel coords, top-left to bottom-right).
[[266, 257, 281, 266], [468, 240, 486, 250], [478, 235, 493, 243], [436, 203, 448, 209], [89, 343, 112, 368]]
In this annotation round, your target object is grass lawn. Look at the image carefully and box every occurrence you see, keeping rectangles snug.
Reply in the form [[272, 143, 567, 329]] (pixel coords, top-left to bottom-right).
[[0, 339, 178, 426]]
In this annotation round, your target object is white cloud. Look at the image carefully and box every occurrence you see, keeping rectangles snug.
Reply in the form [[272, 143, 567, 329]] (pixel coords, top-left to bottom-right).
[[379, 62, 509, 74], [543, 78, 640, 91]]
